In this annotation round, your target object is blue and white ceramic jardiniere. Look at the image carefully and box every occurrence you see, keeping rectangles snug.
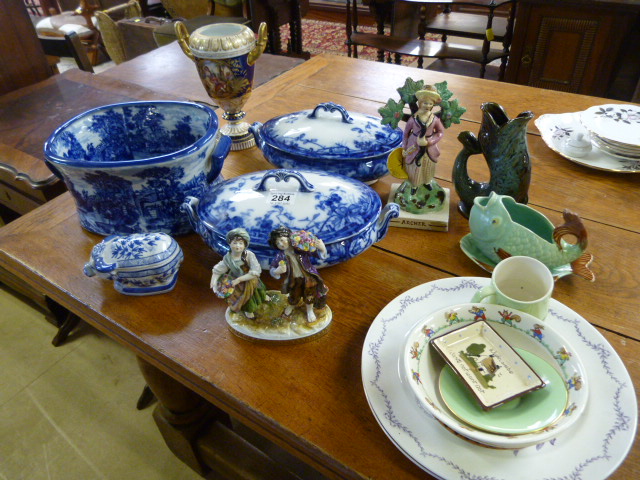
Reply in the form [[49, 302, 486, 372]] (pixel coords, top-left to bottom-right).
[[182, 169, 400, 268], [44, 101, 231, 236], [250, 102, 403, 184], [83, 233, 184, 295]]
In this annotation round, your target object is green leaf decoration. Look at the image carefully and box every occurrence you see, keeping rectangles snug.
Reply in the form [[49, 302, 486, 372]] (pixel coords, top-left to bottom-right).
[[434, 81, 453, 102], [378, 98, 406, 129], [441, 98, 466, 128], [397, 78, 425, 105], [379, 77, 466, 130], [434, 81, 466, 128]]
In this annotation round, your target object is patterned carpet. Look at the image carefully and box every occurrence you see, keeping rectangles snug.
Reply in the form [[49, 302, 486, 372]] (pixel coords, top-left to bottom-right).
[[280, 18, 438, 66]]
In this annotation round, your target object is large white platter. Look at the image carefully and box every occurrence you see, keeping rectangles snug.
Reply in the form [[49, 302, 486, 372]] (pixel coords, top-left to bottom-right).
[[361, 277, 637, 480], [535, 112, 640, 173]]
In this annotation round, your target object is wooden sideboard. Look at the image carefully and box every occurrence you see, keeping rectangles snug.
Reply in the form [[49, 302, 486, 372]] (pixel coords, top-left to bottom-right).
[[505, 0, 640, 101]]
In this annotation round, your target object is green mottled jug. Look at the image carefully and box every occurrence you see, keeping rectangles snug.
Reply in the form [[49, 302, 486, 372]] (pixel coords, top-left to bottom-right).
[[452, 102, 534, 217]]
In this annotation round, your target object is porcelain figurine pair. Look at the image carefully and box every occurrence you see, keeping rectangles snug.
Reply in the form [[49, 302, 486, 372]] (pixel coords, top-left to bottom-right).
[[211, 226, 332, 341]]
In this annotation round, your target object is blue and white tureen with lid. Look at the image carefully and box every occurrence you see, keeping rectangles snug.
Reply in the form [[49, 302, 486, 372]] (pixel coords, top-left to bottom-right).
[[250, 102, 402, 184], [183, 169, 400, 268]]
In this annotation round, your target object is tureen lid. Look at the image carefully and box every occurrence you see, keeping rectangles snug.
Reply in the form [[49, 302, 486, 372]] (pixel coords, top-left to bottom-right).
[[90, 233, 181, 273], [259, 103, 402, 159], [196, 169, 382, 245], [188, 23, 256, 59]]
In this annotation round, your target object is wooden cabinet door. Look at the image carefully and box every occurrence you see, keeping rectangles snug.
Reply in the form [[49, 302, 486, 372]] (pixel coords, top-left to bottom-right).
[[505, 1, 633, 97]]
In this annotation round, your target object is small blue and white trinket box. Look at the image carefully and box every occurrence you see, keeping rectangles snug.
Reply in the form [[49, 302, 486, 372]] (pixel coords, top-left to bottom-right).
[[84, 233, 184, 296]]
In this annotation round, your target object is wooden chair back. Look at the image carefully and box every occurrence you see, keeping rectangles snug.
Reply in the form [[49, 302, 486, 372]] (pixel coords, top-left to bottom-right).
[[0, 1, 52, 95]]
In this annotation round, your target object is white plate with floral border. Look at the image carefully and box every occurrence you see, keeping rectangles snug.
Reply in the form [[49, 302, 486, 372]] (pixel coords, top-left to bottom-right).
[[362, 277, 637, 480], [579, 104, 640, 147], [403, 304, 587, 449], [535, 112, 640, 173]]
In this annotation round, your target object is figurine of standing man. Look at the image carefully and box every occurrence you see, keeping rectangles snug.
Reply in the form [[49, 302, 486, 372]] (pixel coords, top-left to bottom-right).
[[381, 79, 465, 222], [211, 228, 267, 319], [393, 86, 447, 214], [269, 227, 329, 323]]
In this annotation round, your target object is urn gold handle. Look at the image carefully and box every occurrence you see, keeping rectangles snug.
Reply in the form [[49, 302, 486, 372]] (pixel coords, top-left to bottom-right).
[[248, 22, 268, 66], [174, 21, 194, 61]]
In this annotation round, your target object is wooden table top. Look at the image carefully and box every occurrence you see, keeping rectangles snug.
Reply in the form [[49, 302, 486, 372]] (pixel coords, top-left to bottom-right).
[[0, 69, 170, 188], [0, 54, 637, 479], [0, 46, 302, 189], [100, 42, 305, 104]]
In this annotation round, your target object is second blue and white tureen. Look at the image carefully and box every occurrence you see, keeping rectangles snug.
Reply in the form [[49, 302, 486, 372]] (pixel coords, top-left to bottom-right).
[[183, 169, 400, 268], [250, 102, 403, 184], [83, 233, 184, 295]]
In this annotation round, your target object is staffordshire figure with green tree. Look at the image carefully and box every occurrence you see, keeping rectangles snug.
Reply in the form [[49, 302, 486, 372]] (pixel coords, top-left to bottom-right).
[[380, 78, 465, 215]]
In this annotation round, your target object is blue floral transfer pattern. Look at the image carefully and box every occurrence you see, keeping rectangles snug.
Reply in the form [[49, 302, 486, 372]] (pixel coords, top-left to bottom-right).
[[84, 233, 184, 296], [252, 103, 402, 183], [184, 170, 399, 268], [44, 101, 230, 235]]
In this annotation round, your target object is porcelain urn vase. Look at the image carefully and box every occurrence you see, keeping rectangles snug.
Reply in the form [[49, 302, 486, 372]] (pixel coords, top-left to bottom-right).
[[175, 21, 267, 150]]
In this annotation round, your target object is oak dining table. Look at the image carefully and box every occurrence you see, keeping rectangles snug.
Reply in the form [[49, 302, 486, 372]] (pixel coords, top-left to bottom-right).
[[0, 52, 637, 479]]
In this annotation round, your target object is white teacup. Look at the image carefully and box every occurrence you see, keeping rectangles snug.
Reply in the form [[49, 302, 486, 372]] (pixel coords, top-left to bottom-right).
[[471, 256, 554, 320]]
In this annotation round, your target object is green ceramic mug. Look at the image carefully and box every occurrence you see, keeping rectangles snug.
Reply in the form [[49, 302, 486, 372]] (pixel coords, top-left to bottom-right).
[[471, 256, 554, 320]]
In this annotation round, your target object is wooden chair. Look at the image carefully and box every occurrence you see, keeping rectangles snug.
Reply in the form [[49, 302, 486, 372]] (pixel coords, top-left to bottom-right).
[[347, 0, 516, 80], [0, 1, 51, 94], [34, 0, 104, 65], [38, 31, 95, 72], [95, 0, 143, 64], [247, 0, 310, 58]]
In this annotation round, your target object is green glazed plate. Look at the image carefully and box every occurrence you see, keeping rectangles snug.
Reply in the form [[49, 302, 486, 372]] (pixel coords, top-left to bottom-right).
[[439, 348, 568, 435]]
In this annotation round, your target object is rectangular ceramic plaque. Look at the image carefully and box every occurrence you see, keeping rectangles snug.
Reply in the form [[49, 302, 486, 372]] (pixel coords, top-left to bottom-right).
[[430, 321, 545, 410]]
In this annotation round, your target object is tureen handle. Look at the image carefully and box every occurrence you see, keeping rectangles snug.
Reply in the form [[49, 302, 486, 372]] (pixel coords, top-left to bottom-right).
[[308, 103, 354, 124], [376, 203, 400, 242], [254, 170, 315, 193]]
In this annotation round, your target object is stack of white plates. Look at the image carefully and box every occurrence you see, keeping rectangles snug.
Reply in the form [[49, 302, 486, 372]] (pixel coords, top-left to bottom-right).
[[402, 303, 587, 449], [580, 104, 640, 160], [362, 278, 638, 479]]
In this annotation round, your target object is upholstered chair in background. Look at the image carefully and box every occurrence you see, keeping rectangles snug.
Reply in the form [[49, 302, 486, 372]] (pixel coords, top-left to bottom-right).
[[34, 0, 102, 63], [33, 0, 125, 64], [95, 0, 143, 64]]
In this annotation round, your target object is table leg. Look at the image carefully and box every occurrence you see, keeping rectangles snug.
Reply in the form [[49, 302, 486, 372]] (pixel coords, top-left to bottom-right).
[[137, 357, 220, 476], [51, 312, 80, 346], [136, 357, 307, 479], [136, 384, 156, 410]]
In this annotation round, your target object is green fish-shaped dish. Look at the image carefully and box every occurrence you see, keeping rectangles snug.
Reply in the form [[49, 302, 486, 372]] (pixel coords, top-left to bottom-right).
[[467, 192, 594, 281]]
